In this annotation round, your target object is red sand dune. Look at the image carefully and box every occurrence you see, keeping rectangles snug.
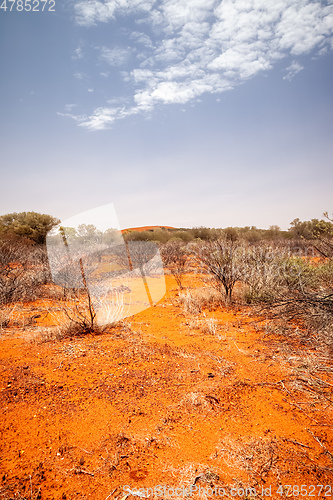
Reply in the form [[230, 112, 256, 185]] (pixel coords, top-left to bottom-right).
[[121, 225, 176, 233]]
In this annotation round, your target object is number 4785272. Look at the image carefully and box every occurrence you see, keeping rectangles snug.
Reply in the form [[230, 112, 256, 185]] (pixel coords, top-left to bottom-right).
[[0, 0, 55, 11]]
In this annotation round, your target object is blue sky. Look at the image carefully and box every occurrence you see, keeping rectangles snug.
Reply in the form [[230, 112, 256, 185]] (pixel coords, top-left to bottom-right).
[[1, 0, 332, 230]]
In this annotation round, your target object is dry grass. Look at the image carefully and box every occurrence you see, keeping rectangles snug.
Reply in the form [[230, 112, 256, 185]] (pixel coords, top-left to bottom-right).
[[215, 435, 280, 485], [179, 288, 222, 315], [31, 319, 130, 344]]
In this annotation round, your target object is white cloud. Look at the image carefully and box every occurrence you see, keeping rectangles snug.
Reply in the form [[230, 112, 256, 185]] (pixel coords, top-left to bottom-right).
[[74, 0, 156, 27], [73, 45, 84, 59], [120, 70, 131, 82], [74, 72, 85, 79], [99, 46, 131, 66], [130, 31, 154, 48], [65, 104, 78, 111], [68, 0, 333, 130], [283, 60, 304, 80], [132, 68, 154, 83]]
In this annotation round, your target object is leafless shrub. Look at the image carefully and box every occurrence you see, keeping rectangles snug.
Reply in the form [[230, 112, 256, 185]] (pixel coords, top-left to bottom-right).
[[193, 239, 248, 302], [0, 241, 47, 305], [160, 241, 188, 289], [243, 243, 288, 304], [251, 254, 333, 351], [276, 258, 331, 318]]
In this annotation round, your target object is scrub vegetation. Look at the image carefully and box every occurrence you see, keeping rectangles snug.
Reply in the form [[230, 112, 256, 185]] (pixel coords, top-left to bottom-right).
[[0, 211, 332, 499]]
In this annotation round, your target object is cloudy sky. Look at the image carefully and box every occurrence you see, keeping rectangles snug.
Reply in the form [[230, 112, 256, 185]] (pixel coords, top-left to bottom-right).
[[1, 0, 333, 229]]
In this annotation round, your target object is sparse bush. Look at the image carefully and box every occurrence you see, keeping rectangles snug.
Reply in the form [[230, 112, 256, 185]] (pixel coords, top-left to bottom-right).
[[243, 244, 287, 304], [194, 239, 248, 302], [192, 227, 221, 240], [223, 227, 239, 241], [0, 241, 45, 305], [160, 241, 188, 289], [179, 290, 202, 315], [200, 317, 217, 335], [312, 212, 333, 258], [0, 310, 10, 330], [37, 320, 113, 342], [252, 253, 333, 347]]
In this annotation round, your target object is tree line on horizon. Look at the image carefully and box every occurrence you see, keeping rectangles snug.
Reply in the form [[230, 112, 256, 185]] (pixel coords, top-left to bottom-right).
[[0, 210, 332, 246]]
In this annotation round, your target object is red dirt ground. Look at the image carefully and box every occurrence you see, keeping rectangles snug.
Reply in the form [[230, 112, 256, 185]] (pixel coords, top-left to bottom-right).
[[0, 274, 332, 499]]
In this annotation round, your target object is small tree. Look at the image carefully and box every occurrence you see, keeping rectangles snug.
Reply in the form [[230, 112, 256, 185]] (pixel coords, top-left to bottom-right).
[[160, 241, 188, 289], [195, 239, 246, 302], [0, 212, 59, 245], [312, 212, 333, 258]]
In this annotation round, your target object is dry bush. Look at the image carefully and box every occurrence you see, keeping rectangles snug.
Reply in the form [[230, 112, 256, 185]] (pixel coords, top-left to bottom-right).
[[34, 317, 124, 343], [312, 212, 333, 258], [247, 253, 333, 360], [196, 287, 223, 311], [0, 241, 50, 306], [0, 303, 17, 330], [47, 235, 163, 334], [0, 303, 41, 332], [200, 317, 218, 335], [160, 240, 188, 289], [243, 243, 288, 304], [179, 290, 203, 315], [186, 315, 218, 334], [235, 242, 333, 318], [193, 240, 248, 302], [261, 257, 333, 348], [0, 241, 33, 304], [0, 312, 9, 330], [33, 325, 72, 343]]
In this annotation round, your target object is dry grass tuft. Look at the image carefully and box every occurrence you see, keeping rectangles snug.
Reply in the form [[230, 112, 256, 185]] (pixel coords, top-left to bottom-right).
[[215, 435, 280, 484], [179, 288, 222, 316]]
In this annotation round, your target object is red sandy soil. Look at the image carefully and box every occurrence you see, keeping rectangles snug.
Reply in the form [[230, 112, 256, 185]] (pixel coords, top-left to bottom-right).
[[121, 226, 175, 233], [0, 274, 333, 499]]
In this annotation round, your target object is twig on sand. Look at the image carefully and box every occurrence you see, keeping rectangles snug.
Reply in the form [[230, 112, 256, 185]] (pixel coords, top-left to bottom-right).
[[306, 428, 325, 448], [76, 446, 93, 455], [280, 382, 321, 424], [307, 374, 333, 388], [69, 467, 95, 476], [306, 429, 333, 460], [104, 488, 117, 500], [282, 438, 312, 449]]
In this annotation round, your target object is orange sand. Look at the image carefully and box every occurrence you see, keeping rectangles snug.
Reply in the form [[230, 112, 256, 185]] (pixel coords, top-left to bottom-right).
[[0, 274, 332, 499]]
